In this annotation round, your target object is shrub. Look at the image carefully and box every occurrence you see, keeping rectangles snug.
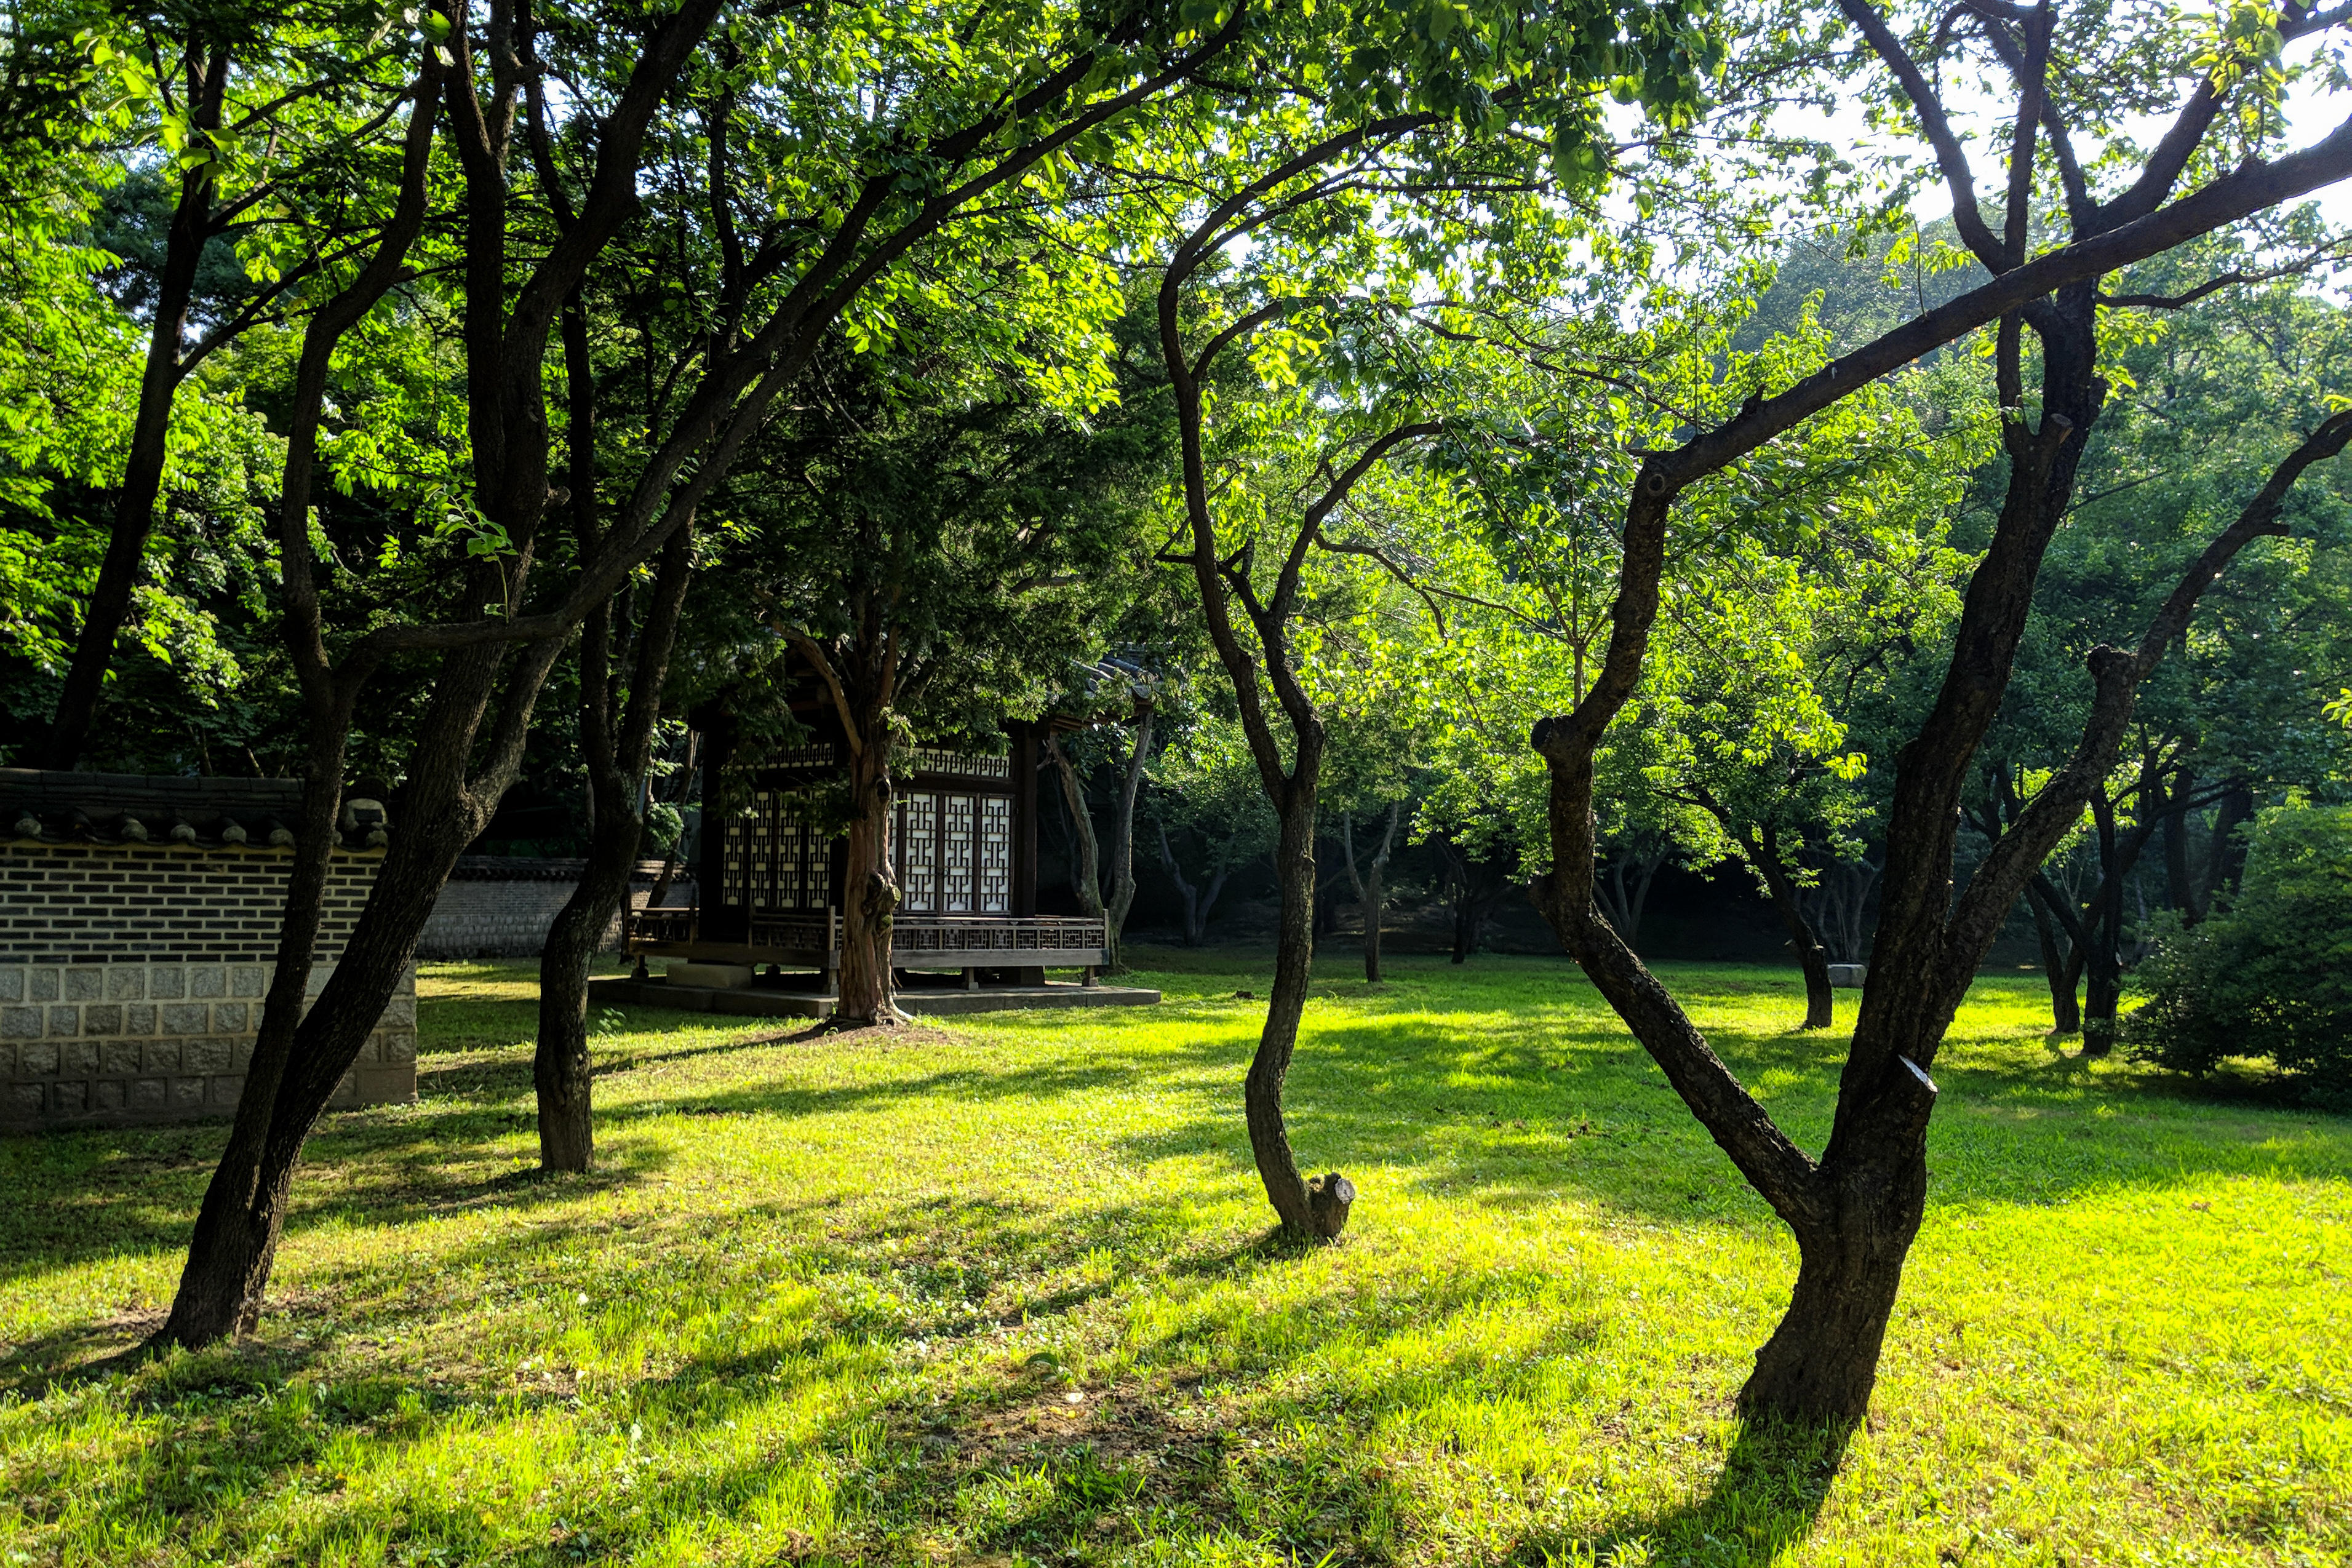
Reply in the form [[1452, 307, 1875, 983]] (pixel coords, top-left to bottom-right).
[[2123, 802, 2352, 1088]]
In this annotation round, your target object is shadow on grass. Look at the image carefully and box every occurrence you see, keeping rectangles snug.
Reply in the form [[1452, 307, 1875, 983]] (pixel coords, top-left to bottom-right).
[[1536, 1417, 1851, 1567]]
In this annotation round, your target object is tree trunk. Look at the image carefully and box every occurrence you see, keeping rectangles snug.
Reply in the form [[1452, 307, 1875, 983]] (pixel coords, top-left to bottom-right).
[[1102, 704, 1153, 969], [1597, 850, 1663, 953], [160, 634, 556, 1345], [2162, 771, 2201, 920], [835, 722, 900, 1025], [1048, 733, 1104, 916], [1157, 821, 1226, 945], [1737, 1139, 1929, 1422], [535, 519, 693, 1171], [2081, 791, 2126, 1056], [2025, 878, 2081, 1033], [40, 45, 227, 769], [1339, 803, 1398, 983], [1753, 831, 1835, 1029], [2207, 781, 2254, 905], [1246, 774, 1350, 1240]]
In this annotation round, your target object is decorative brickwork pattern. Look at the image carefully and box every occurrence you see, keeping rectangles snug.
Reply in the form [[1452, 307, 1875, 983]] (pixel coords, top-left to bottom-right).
[[0, 960, 415, 1128], [0, 843, 380, 965], [2, 831, 412, 1130]]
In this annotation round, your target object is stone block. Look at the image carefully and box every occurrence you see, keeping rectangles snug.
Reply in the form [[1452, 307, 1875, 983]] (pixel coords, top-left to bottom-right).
[[7, 1083, 43, 1117], [160, 1002, 209, 1036], [107, 968, 146, 1000], [20, 1042, 57, 1076], [1, 1006, 40, 1040], [212, 1001, 249, 1034], [28, 968, 58, 1002], [381, 994, 417, 1027], [124, 1004, 155, 1035], [0, 1043, 12, 1075], [305, 966, 332, 997], [185, 1040, 232, 1074], [169, 1077, 206, 1110], [350, 1034, 377, 1065], [1827, 963, 1868, 989], [383, 1031, 417, 1063], [130, 1078, 167, 1110], [47, 1006, 79, 1036], [146, 1040, 182, 1074], [189, 965, 226, 998], [52, 1080, 86, 1114], [149, 968, 184, 999], [64, 968, 103, 1001], [60, 1041, 97, 1075], [84, 1004, 122, 1035], [231, 965, 265, 997], [210, 1076, 242, 1107], [100, 1041, 142, 1077], [0, 969, 20, 1002], [92, 1080, 124, 1112], [231, 1041, 253, 1072], [394, 966, 416, 997], [358, 1064, 415, 1105]]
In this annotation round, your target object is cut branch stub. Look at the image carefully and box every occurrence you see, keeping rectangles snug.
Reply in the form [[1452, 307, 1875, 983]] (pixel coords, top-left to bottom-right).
[[1306, 1171, 1356, 1238]]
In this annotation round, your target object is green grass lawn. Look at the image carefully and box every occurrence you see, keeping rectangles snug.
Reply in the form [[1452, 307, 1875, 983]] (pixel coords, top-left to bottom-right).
[[2, 950, 2349, 1567]]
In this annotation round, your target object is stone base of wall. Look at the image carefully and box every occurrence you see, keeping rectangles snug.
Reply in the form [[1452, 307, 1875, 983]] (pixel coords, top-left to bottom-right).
[[0, 961, 416, 1130]]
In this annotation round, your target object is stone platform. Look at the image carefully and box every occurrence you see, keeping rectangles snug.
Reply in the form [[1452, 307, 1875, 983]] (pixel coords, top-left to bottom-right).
[[588, 975, 1160, 1018]]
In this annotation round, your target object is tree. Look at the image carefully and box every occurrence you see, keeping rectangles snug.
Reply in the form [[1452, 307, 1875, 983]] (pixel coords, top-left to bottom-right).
[[1045, 657, 1162, 969], [33, 4, 430, 768], [1966, 239, 2352, 1040], [1147, 711, 1275, 944], [1520, 0, 2352, 1423], [1138, 0, 1722, 1235], [740, 310, 1167, 1024], [1646, 434, 1980, 1027], [2124, 800, 2352, 1088]]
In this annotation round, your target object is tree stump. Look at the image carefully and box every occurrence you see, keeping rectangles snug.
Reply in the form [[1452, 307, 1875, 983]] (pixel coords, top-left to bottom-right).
[[1306, 1171, 1355, 1238]]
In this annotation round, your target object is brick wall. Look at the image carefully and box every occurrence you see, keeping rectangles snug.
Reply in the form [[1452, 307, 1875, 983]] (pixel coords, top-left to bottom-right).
[[1, 843, 380, 965], [1, 840, 412, 1129]]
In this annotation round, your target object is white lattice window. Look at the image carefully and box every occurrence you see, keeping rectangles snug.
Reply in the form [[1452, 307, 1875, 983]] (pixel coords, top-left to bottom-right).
[[941, 794, 976, 912], [806, 829, 831, 909], [775, 813, 803, 909], [899, 792, 939, 913], [978, 795, 1011, 912]]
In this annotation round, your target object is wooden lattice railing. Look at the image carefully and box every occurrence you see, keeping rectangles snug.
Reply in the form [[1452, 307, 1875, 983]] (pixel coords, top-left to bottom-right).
[[624, 906, 1107, 958]]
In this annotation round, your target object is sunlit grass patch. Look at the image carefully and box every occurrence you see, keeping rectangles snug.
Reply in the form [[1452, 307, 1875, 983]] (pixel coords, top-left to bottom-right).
[[1, 951, 2348, 1564]]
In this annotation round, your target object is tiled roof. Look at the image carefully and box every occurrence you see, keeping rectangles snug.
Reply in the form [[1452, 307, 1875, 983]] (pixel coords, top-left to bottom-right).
[[0, 770, 382, 852]]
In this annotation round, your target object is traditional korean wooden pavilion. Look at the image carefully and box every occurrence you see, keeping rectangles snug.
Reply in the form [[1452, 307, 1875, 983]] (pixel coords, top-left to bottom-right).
[[616, 662, 1146, 1010]]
